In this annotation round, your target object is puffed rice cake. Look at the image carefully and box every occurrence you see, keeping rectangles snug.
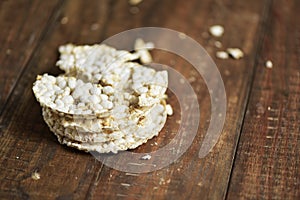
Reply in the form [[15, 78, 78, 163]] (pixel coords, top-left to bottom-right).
[[32, 43, 172, 153]]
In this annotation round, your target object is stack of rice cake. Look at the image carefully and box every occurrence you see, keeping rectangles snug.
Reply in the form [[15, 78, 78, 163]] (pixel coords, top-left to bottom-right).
[[32, 43, 172, 153]]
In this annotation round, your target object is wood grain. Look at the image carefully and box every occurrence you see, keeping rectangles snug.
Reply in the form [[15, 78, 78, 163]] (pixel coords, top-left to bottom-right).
[[0, 0, 61, 114], [227, 0, 300, 199], [0, 0, 111, 199], [0, 0, 298, 199], [86, 0, 266, 199]]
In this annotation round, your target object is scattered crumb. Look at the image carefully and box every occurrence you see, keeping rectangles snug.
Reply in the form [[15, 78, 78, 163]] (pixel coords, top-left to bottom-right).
[[179, 78, 185, 84], [169, 59, 176, 65], [265, 60, 273, 69], [189, 70, 198, 76], [165, 104, 173, 115], [224, 69, 230, 76], [134, 38, 153, 64], [209, 25, 224, 37], [129, 6, 140, 14], [178, 32, 187, 39], [216, 51, 229, 59], [16, 156, 19, 159], [197, 182, 203, 186], [141, 154, 151, 160], [159, 177, 165, 185], [184, 105, 189, 111], [267, 106, 271, 111], [6, 49, 12, 55], [154, 142, 158, 145], [31, 171, 40, 180], [153, 186, 158, 190], [188, 76, 196, 83], [134, 38, 154, 50], [230, 96, 238, 103], [226, 48, 244, 59], [121, 183, 131, 187], [129, 0, 143, 5], [176, 120, 181, 124], [60, 17, 68, 25], [36, 75, 42, 80], [214, 41, 222, 48], [90, 23, 100, 31]]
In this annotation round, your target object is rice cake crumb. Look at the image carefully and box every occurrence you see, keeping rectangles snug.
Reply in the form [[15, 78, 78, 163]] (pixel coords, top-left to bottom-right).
[[134, 38, 153, 64], [216, 51, 229, 59], [178, 33, 187, 39], [265, 60, 273, 69], [166, 104, 173, 115], [60, 17, 68, 25], [209, 25, 224, 37], [226, 48, 244, 59], [31, 171, 40, 180], [129, 0, 143, 6], [214, 41, 222, 48], [141, 154, 151, 160]]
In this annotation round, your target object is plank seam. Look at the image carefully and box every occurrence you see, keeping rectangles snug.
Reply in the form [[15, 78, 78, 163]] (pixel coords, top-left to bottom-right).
[[224, 0, 274, 199], [0, 0, 65, 122]]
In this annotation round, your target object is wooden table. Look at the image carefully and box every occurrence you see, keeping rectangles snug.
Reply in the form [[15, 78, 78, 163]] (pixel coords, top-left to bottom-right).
[[0, 0, 299, 199]]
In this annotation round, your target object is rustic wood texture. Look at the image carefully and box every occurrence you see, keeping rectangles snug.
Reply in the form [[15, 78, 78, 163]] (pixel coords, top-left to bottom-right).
[[227, 0, 300, 199], [0, 0, 61, 114], [0, 0, 298, 199]]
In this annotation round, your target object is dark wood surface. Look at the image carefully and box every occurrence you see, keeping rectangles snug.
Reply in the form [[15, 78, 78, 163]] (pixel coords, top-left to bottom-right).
[[227, 0, 300, 199], [0, 0, 299, 199]]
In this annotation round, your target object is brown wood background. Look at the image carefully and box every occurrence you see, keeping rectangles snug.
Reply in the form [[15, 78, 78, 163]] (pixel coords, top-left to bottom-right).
[[0, 0, 299, 199]]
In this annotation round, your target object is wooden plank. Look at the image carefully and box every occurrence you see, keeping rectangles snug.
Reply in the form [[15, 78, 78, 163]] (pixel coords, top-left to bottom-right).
[[0, 0, 266, 199], [72, 1, 266, 199], [227, 0, 300, 199], [0, 0, 61, 114], [0, 0, 111, 199]]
